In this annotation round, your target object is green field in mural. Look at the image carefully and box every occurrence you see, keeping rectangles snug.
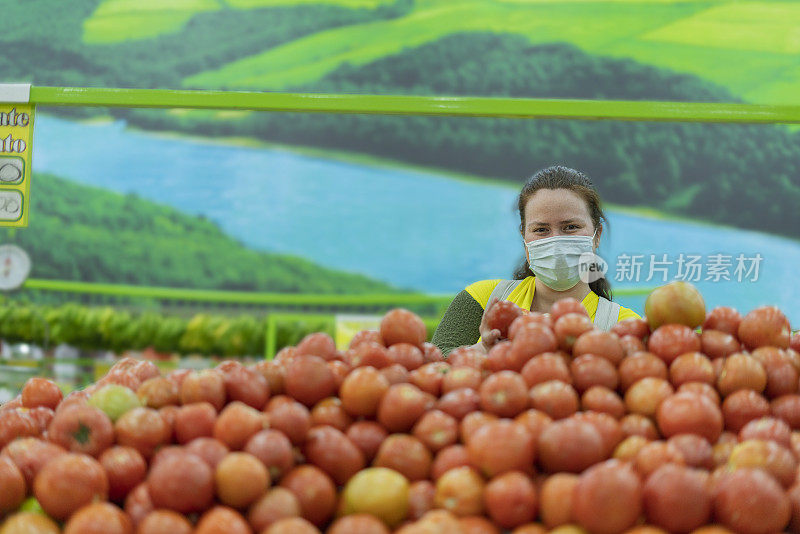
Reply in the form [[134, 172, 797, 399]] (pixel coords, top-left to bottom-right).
[[75, 0, 800, 105]]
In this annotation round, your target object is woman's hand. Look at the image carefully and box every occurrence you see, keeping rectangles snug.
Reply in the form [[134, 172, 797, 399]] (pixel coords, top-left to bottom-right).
[[472, 297, 503, 354]]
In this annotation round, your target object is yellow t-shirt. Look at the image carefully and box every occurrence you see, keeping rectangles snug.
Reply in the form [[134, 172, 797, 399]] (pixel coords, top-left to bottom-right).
[[465, 276, 641, 323]]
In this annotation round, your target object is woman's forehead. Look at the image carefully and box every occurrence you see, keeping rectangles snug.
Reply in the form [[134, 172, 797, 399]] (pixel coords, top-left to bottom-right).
[[523, 189, 591, 223]]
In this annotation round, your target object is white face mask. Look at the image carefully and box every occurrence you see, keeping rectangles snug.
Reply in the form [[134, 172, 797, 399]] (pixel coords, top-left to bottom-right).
[[525, 233, 596, 291]]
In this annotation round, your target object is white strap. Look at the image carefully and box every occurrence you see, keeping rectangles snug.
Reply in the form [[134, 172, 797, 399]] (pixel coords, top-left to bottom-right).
[[0, 84, 31, 103], [482, 279, 523, 321], [488, 279, 522, 304], [594, 297, 621, 332]]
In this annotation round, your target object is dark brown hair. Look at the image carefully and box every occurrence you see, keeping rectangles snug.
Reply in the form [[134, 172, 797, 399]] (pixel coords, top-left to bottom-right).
[[512, 165, 612, 301]]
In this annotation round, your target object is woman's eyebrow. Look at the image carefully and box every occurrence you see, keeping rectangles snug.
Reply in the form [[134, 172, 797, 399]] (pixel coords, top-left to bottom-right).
[[529, 219, 580, 226]]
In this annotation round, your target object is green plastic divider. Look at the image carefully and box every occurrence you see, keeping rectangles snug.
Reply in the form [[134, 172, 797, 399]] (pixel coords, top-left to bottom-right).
[[22, 278, 453, 307], [265, 313, 337, 359], [28, 86, 800, 124]]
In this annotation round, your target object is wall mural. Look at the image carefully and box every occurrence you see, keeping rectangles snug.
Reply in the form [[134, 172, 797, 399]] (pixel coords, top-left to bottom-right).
[[2, 0, 799, 322]]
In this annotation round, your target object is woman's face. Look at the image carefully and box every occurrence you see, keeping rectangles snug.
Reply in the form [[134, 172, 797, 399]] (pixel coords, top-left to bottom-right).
[[522, 188, 599, 261]]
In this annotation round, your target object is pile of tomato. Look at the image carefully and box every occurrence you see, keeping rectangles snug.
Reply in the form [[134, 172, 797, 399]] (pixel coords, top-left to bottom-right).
[[1, 282, 800, 534]]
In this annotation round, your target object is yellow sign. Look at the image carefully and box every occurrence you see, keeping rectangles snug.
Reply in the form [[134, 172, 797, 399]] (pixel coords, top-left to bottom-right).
[[0, 97, 33, 227], [335, 314, 382, 350]]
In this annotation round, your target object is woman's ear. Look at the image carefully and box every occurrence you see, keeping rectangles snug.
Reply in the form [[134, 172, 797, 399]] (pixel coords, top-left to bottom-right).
[[592, 223, 603, 248], [521, 233, 530, 263]]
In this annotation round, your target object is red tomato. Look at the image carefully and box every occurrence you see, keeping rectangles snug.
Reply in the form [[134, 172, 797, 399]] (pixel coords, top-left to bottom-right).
[[99, 445, 147, 502], [146, 451, 214, 514], [431, 444, 471, 481], [380, 309, 427, 349], [717, 353, 767, 397], [388, 343, 425, 371], [374, 434, 432, 482], [215, 452, 270, 509], [174, 401, 216, 444], [656, 392, 723, 443], [244, 429, 294, 481], [194, 506, 251, 534], [345, 421, 388, 464], [485, 300, 525, 339], [434, 466, 485, 517], [213, 401, 267, 450], [137, 510, 193, 534], [550, 298, 588, 322], [468, 420, 535, 478], [0, 455, 25, 516], [21, 377, 63, 410], [62, 502, 132, 534], [581, 386, 626, 419], [296, 332, 337, 360], [115, 407, 170, 459], [537, 418, 604, 473], [279, 465, 337, 527], [703, 306, 742, 335], [618, 352, 669, 392], [738, 306, 791, 350], [247, 487, 302, 533], [2, 437, 66, 488], [186, 437, 229, 470], [611, 318, 650, 340], [553, 313, 594, 353], [407, 480, 435, 520], [179, 370, 226, 411], [722, 390, 770, 432], [648, 325, 701, 365], [643, 464, 712, 532], [714, 468, 790, 534], [137, 377, 179, 409], [47, 404, 114, 457], [573, 330, 625, 365], [412, 410, 458, 453], [509, 324, 558, 371], [483, 471, 537, 529], [634, 440, 685, 478], [378, 384, 436, 432], [700, 329, 741, 360], [572, 460, 643, 534], [625, 377, 674, 418], [34, 452, 109, 521], [528, 380, 579, 420], [670, 352, 715, 387], [478, 371, 529, 417], [340, 366, 390, 418], [521, 353, 572, 388], [267, 399, 311, 446], [284, 355, 337, 407], [304, 426, 364, 486]]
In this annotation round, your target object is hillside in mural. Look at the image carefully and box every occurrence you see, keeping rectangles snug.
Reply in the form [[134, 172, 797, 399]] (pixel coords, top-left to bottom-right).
[[119, 36, 800, 238], [1, 173, 399, 293]]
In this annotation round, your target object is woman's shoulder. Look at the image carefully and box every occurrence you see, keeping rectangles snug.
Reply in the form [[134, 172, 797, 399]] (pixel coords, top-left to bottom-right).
[[616, 303, 642, 322], [464, 279, 504, 308]]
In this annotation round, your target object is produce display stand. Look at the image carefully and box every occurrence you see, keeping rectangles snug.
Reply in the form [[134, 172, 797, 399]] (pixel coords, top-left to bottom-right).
[[2, 85, 800, 533]]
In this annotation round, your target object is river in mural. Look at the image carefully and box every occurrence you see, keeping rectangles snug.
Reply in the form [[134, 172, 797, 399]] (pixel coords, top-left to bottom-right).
[[32, 115, 800, 323]]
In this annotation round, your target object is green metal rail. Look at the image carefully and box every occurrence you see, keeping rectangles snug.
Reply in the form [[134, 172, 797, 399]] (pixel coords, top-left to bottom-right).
[[21, 278, 454, 308], [29, 86, 800, 124], [19, 278, 654, 308]]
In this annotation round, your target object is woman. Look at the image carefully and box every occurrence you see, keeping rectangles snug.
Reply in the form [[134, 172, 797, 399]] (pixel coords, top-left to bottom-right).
[[432, 166, 640, 356]]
